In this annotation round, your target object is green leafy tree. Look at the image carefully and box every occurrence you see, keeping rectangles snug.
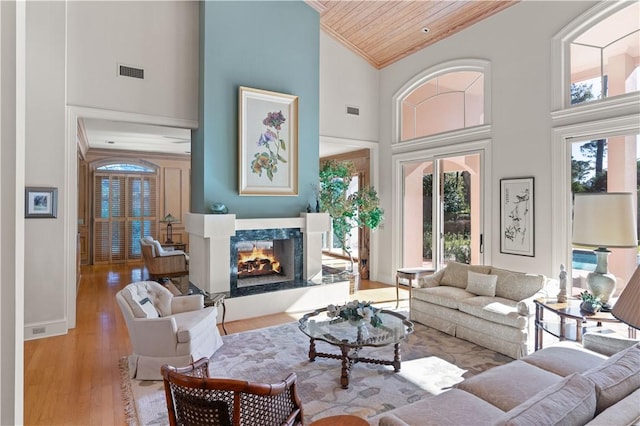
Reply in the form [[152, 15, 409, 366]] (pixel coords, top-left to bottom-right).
[[319, 160, 384, 271]]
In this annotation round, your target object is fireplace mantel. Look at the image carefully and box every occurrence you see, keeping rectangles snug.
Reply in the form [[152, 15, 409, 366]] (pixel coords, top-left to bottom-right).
[[185, 212, 330, 296]]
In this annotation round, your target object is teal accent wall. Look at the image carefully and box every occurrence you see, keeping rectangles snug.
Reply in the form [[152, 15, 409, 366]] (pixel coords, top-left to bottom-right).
[[192, 1, 319, 218]]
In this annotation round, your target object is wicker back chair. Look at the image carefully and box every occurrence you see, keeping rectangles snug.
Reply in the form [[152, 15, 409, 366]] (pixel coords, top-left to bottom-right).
[[161, 358, 304, 426]]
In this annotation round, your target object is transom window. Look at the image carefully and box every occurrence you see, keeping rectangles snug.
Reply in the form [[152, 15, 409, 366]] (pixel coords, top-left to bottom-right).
[[570, 2, 639, 105], [96, 163, 155, 173], [401, 70, 484, 141]]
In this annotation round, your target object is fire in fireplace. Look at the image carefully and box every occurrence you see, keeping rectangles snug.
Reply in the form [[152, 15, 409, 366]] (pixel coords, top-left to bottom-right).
[[230, 228, 303, 296], [237, 241, 283, 278]]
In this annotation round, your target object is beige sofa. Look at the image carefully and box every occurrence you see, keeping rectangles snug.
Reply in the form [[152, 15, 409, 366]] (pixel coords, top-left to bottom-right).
[[410, 262, 546, 359], [371, 339, 640, 426]]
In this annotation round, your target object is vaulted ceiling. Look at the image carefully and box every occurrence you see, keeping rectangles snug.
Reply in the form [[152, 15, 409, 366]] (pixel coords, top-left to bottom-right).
[[307, 0, 518, 69]]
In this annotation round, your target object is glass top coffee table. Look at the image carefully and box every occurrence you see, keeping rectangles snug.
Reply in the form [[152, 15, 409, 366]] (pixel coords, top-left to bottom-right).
[[298, 308, 414, 389]]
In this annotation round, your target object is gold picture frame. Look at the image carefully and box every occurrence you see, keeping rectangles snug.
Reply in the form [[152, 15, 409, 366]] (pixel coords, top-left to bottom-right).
[[238, 86, 298, 196]]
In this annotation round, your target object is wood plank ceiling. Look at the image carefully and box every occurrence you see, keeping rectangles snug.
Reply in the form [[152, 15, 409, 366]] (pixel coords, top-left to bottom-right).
[[307, 0, 518, 69]]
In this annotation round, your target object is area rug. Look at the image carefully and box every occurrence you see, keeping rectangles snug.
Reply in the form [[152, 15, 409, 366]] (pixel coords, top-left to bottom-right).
[[121, 319, 512, 425]]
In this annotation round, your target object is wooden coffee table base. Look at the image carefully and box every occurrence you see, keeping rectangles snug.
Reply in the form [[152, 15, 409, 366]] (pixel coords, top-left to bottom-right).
[[308, 337, 402, 389]]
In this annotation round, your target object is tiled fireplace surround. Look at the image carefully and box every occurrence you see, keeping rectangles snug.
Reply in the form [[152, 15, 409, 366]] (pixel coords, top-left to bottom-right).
[[185, 212, 350, 322]]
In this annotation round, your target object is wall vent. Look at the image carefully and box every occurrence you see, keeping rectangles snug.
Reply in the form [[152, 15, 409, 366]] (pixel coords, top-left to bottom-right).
[[118, 64, 144, 79], [346, 105, 360, 116]]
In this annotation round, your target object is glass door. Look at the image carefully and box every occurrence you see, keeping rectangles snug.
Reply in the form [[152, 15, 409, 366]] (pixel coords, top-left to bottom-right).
[[402, 152, 483, 270]]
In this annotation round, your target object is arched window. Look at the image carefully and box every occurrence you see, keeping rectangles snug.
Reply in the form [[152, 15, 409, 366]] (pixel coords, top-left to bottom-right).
[[96, 163, 155, 173], [570, 2, 639, 105], [400, 70, 485, 141], [553, 1, 639, 110]]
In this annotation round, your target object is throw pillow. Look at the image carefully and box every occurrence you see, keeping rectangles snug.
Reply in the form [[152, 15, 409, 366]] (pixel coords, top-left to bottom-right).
[[466, 271, 498, 297], [139, 297, 160, 318], [495, 373, 597, 426], [582, 342, 640, 414]]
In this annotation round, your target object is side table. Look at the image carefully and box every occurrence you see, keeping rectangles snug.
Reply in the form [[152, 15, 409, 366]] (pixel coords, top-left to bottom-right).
[[396, 268, 435, 308], [309, 414, 368, 426], [534, 298, 631, 350], [204, 293, 228, 335]]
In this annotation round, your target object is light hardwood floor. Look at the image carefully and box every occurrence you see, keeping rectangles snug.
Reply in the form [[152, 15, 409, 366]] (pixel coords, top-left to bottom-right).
[[24, 262, 406, 425]]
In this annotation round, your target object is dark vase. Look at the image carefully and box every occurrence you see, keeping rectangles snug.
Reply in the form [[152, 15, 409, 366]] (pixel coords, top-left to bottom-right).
[[580, 300, 601, 313]]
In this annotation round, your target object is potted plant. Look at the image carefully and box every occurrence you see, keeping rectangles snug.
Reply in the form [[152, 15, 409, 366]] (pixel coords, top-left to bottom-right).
[[318, 160, 384, 280], [579, 291, 602, 313]]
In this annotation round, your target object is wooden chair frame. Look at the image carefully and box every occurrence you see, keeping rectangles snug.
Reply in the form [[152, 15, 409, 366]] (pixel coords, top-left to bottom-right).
[[162, 358, 304, 426]]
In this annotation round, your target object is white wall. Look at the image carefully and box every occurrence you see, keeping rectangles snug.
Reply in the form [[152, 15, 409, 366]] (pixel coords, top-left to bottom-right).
[[1, 1, 25, 423], [375, 1, 598, 283], [319, 31, 379, 142], [24, 1, 68, 337], [67, 1, 199, 121], [24, 1, 200, 340]]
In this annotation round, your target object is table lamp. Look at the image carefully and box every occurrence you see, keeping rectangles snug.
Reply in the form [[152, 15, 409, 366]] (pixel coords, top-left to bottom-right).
[[572, 192, 637, 308], [612, 266, 640, 336], [160, 213, 179, 244]]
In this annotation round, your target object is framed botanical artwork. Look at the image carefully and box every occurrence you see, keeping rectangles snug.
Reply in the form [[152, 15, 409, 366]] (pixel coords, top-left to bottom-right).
[[25, 187, 58, 218], [500, 177, 534, 256], [238, 86, 298, 196]]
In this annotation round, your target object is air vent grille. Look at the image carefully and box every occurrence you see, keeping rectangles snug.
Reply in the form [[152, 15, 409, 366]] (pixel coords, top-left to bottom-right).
[[119, 64, 144, 79], [346, 105, 360, 116]]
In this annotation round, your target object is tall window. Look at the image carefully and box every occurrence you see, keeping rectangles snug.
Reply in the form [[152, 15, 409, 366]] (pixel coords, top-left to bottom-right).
[[570, 2, 639, 105], [401, 70, 484, 141], [93, 162, 158, 264]]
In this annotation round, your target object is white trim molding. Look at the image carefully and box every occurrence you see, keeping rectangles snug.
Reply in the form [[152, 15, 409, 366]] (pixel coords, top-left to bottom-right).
[[391, 59, 492, 145]]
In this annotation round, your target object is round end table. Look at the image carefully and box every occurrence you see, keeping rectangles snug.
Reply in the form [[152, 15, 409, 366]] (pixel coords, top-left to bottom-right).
[[309, 414, 369, 426]]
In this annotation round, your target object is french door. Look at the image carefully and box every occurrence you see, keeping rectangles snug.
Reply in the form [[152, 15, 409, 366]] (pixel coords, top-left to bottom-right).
[[93, 172, 157, 264], [401, 152, 483, 270]]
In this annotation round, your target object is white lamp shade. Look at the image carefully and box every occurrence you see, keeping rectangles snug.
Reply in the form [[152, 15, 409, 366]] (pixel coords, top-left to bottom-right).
[[612, 266, 640, 329], [572, 193, 637, 248]]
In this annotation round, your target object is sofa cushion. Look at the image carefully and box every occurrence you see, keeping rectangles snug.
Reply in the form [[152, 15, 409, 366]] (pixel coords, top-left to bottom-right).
[[440, 262, 491, 289], [412, 286, 474, 310], [582, 342, 640, 414], [466, 271, 498, 296], [586, 388, 640, 425], [457, 360, 562, 411], [495, 373, 596, 426], [523, 344, 607, 377], [373, 389, 504, 426], [457, 296, 526, 329], [491, 267, 544, 301]]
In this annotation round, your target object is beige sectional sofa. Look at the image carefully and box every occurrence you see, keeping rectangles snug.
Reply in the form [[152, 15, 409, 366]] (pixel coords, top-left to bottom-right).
[[370, 339, 640, 425], [410, 262, 546, 359]]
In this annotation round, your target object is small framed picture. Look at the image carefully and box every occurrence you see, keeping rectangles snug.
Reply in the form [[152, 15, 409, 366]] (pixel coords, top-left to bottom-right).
[[25, 187, 58, 218], [500, 177, 534, 257]]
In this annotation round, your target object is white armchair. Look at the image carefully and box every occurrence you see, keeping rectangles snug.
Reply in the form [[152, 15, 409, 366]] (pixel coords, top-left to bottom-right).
[[116, 281, 223, 380]]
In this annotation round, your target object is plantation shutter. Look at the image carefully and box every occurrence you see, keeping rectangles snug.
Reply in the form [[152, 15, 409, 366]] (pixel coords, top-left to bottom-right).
[[93, 172, 158, 264], [127, 175, 157, 259]]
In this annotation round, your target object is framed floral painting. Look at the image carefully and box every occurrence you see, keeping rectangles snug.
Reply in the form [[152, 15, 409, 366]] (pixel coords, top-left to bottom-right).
[[238, 86, 298, 196]]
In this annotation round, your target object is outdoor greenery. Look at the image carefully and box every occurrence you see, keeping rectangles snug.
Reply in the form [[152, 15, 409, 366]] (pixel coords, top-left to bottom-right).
[[318, 160, 384, 270], [422, 172, 472, 263]]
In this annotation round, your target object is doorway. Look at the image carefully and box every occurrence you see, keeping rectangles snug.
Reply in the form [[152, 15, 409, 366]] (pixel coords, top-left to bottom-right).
[[401, 152, 483, 270]]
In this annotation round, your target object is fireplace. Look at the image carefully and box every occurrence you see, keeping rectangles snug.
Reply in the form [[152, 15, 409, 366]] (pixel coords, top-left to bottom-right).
[[230, 228, 303, 296]]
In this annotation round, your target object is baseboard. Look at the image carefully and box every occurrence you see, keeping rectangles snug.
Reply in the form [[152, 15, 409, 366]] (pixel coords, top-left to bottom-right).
[[24, 319, 68, 341]]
